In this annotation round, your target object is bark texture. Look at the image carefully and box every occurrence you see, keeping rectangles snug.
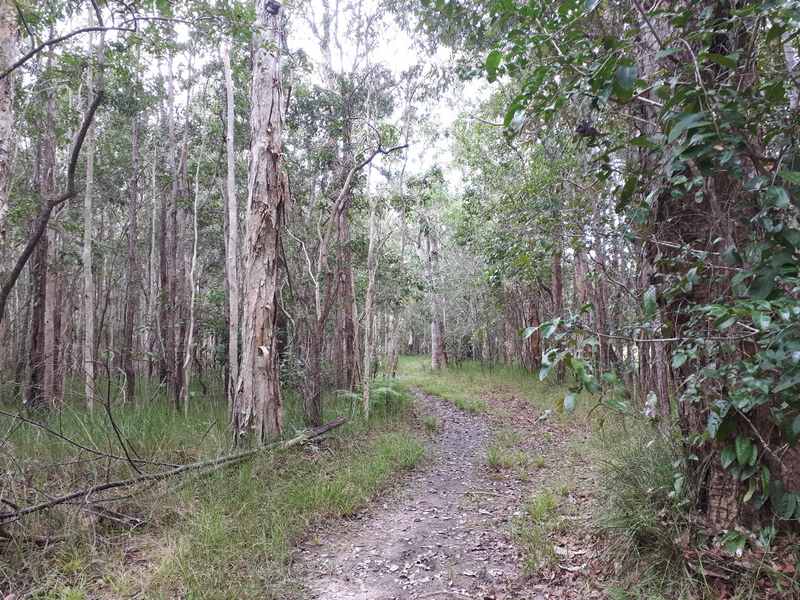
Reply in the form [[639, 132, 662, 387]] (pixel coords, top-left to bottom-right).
[[233, 0, 287, 442], [0, 0, 17, 391], [223, 48, 239, 418]]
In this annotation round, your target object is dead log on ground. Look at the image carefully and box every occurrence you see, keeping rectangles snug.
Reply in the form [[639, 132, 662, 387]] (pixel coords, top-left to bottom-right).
[[0, 416, 347, 525]]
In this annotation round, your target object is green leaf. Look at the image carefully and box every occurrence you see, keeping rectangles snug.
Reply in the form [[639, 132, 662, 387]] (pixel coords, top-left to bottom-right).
[[774, 371, 800, 394], [749, 273, 774, 301], [563, 392, 577, 413], [744, 477, 757, 503], [766, 23, 786, 43], [539, 350, 566, 381], [155, 0, 172, 15], [601, 372, 621, 384], [714, 314, 739, 329], [656, 47, 682, 59], [751, 310, 771, 331], [708, 410, 721, 438], [698, 52, 737, 70], [787, 415, 800, 447], [721, 245, 743, 266], [767, 186, 790, 209], [540, 319, 561, 338], [735, 435, 753, 468], [777, 170, 800, 186], [721, 445, 736, 469], [602, 397, 632, 415], [772, 492, 797, 519], [585, 0, 601, 10], [672, 352, 687, 369], [616, 64, 638, 92], [485, 50, 502, 80], [716, 416, 735, 442], [619, 175, 638, 205], [667, 112, 710, 144], [781, 228, 800, 248], [522, 326, 538, 339], [630, 135, 658, 149], [643, 285, 657, 316]]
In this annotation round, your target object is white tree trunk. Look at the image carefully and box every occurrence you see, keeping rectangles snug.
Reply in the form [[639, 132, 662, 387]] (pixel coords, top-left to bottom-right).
[[82, 16, 96, 412], [0, 0, 19, 389], [362, 162, 377, 419], [223, 47, 240, 419]]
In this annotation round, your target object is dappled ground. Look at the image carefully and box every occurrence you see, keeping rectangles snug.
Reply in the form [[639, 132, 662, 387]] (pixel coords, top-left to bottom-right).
[[297, 384, 608, 600]]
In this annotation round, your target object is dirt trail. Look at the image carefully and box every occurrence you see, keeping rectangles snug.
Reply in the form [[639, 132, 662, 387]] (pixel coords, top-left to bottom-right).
[[297, 387, 540, 600]]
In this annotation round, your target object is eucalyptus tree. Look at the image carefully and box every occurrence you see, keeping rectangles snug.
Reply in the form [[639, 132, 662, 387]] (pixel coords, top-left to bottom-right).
[[232, 0, 287, 442]]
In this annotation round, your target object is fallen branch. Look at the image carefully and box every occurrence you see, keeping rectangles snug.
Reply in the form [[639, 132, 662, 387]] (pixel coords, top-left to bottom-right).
[[0, 416, 347, 524]]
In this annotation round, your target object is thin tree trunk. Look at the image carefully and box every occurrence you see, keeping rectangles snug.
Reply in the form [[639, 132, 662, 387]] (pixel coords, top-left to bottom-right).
[[387, 85, 416, 379], [362, 162, 377, 419], [182, 119, 203, 415], [83, 19, 97, 411], [148, 138, 159, 381], [0, 0, 18, 395], [163, 54, 179, 407], [27, 58, 57, 411], [223, 47, 239, 420], [122, 46, 139, 404], [233, 0, 287, 443], [176, 81, 192, 411], [551, 246, 565, 383], [415, 214, 447, 369]]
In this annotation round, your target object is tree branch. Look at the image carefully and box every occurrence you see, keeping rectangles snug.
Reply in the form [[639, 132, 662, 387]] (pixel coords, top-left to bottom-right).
[[0, 416, 347, 523]]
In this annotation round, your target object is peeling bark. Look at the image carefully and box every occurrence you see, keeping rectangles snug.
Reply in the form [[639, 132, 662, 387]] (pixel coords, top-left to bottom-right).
[[233, 0, 287, 443]]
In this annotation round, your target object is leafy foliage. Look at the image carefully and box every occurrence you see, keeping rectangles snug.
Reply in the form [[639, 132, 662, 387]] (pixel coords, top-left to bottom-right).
[[466, 0, 800, 525]]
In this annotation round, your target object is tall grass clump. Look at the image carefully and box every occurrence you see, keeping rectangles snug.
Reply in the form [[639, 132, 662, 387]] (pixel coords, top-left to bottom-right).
[[596, 423, 697, 596]]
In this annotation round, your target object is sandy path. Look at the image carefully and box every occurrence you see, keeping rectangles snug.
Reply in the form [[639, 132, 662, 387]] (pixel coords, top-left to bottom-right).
[[297, 387, 536, 600]]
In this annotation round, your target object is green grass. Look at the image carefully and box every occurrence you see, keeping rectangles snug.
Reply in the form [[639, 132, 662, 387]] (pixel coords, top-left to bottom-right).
[[0, 375, 426, 599], [150, 428, 425, 599], [397, 355, 580, 416], [511, 488, 559, 571], [486, 428, 532, 471], [422, 415, 438, 430]]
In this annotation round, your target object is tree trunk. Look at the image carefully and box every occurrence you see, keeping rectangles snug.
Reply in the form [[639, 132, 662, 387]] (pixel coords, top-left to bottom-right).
[[232, 0, 287, 443], [300, 322, 324, 428], [161, 55, 178, 407], [338, 213, 361, 392], [0, 0, 18, 395], [27, 72, 57, 411], [415, 214, 447, 369], [121, 46, 138, 404], [362, 162, 377, 419], [83, 20, 97, 411], [551, 246, 565, 383], [182, 105, 203, 414], [223, 47, 240, 420]]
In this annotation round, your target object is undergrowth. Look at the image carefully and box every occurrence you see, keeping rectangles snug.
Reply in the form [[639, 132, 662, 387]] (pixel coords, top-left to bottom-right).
[[597, 421, 800, 600], [0, 378, 424, 599]]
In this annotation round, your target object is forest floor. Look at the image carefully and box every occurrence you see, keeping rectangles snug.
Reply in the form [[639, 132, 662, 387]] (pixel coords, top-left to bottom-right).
[[296, 377, 610, 600]]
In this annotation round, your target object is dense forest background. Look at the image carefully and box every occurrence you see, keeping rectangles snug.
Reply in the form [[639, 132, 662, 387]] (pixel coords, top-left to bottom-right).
[[2, 0, 800, 596]]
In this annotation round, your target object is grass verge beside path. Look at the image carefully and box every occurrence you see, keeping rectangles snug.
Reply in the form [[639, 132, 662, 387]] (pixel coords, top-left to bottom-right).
[[398, 355, 577, 416], [0, 385, 425, 599]]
